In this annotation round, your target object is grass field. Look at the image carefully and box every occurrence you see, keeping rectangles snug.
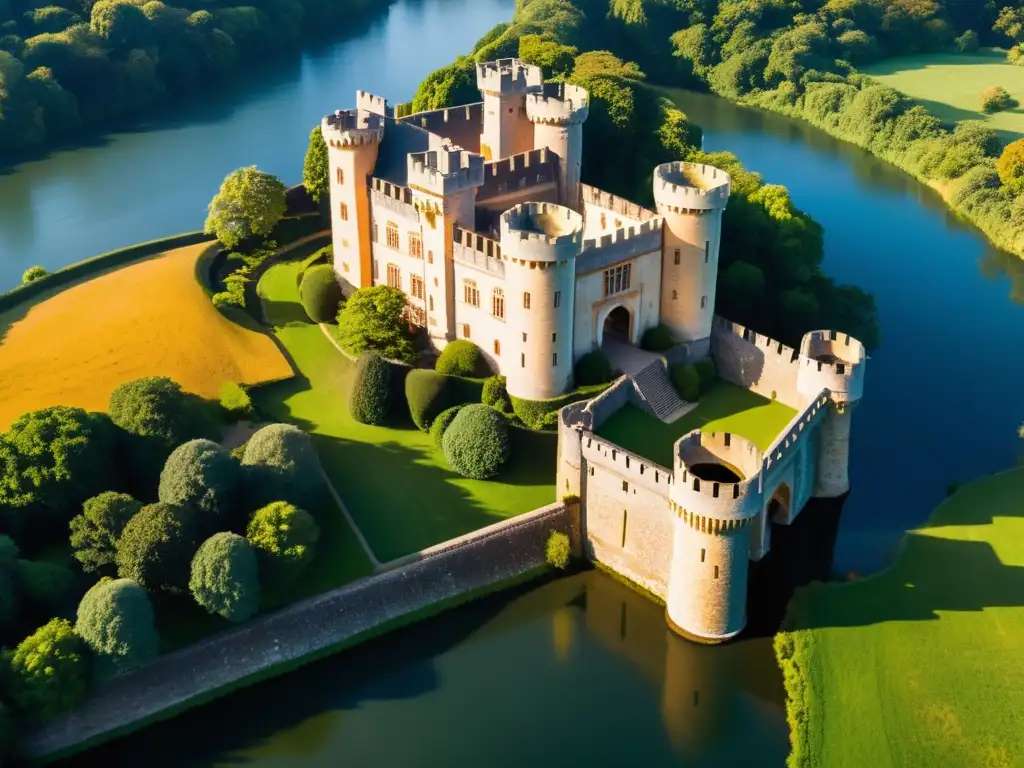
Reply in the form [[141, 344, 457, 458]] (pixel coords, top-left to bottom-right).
[[253, 261, 558, 563], [0, 242, 293, 430], [862, 49, 1024, 142], [778, 467, 1024, 767], [595, 379, 797, 468]]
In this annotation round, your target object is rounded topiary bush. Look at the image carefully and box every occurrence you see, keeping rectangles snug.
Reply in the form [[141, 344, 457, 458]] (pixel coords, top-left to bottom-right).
[[671, 364, 700, 402], [442, 404, 511, 480], [70, 491, 142, 575], [574, 351, 614, 385], [405, 369, 453, 431], [22, 266, 48, 284], [158, 439, 241, 533], [8, 618, 87, 722], [349, 351, 393, 425], [436, 339, 489, 377], [640, 324, 676, 351], [242, 423, 322, 509], [246, 501, 320, 586], [75, 578, 159, 680], [115, 502, 199, 593], [430, 404, 466, 447], [298, 264, 343, 323], [189, 532, 260, 622], [481, 375, 511, 412], [545, 530, 571, 570]]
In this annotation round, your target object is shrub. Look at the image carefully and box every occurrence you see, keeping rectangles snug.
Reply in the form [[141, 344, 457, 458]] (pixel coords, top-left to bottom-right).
[[246, 501, 319, 586], [510, 385, 608, 431], [21, 266, 48, 284], [481, 375, 511, 412], [640, 324, 676, 351], [997, 138, 1024, 195], [954, 30, 979, 53], [442, 404, 511, 479], [545, 530, 571, 570], [75, 578, 158, 679], [671, 364, 701, 401], [335, 285, 415, 362], [116, 502, 199, 593], [436, 339, 489, 377], [158, 439, 241, 534], [189, 532, 260, 622], [349, 352, 394, 425], [694, 357, 716, 388], [241, 424, 323, 510], [405, 369, 453, 431], [430, 404, 466, 447], [981, 85, 1015, 114], [299, 264, 343, 323], [574, 351, 614, 385], [8, 618, 87, 722], [219, 381, 254, 419], [17, 560, 76, 618]]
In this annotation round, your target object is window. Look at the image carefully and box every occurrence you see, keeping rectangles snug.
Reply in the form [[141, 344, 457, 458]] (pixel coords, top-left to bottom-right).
[[373, 223, 379, 243], [427, 250, 434, 264], [705, 241, 710, 263], [672, 290, 678, 300], [674, 248, 680, 265], [714, 565, 719, 580], [386, 221, 399, 250], [494, 339, 501, 355], [552, 333, 556, 342], [554, 291, 561, 308], [462, 324, 471, 338], [521, 353, 525, 367], [523, 292, 531, 309], [429, 296, 434, 311], [372, 260, 378, 280], [386, 264, 401, 289], [700, 548, 706, 563], [600, 212, 606, 229], [603, 264, 632, 297], [411, 274, 424, 299], [433, 277, 438, 287], [339, 202, 348, 221], [701, 295, 708, 308], [336, 168, 344, 185], [522, 332, 527, 342], [552, 352, 558, 366], [342, 262, 350, 273], [622, 480, 628, 492], [409, 233, 423, 259], [464, 279, 480, 307], [614, 219, 621, 229], [492, 288, 505, 319]]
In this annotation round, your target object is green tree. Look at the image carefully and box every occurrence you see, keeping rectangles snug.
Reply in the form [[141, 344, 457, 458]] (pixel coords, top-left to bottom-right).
[[70, 491, 142, 574], [517, 33, 576, 76], [302, 125, 329, 203], [241, 423, 322, 510], [994, 6, 1024, 44], [349, 351, 394, 426], [246, 501, 319, 586], [997, 138, 1024, 195], [204, 166, 287, 249], [409, 56, 477, 113], [90, 0, 151, 49], [17, 559, 76, 620], [21, 265, 48, 283], [298, 263, 343, 322], [115, 502, 198, 593], [75, 578, 158, 679], [442, 404, 511, 480], [189, 532, 259, 622], [8, 618, 87, 722], [158, 439, 240, 534], [335, 285, 415, 362]]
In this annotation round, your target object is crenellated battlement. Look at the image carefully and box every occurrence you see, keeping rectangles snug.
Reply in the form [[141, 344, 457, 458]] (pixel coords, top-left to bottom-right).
[[577, 219, 665, 275], [500, 202, 584, 264], [476, 58, 543, 96], [653, 162, 731, 214], [322, 109, 385, 148], [580, 219, 664, 252], [763, 394, 831, 472], [581, 433, 675, 494], [670, 431, 763, 527], [452, 228, 505, 277], [796, 330, 867, 405], [525, 82, 589, 126], [581, 184, 659, 222], [479, 148, 557, 199], [355, 91, 389, 117], [406, 145, 485, 196], [369, 176, 413, 206], [712, 316, 801, 366]]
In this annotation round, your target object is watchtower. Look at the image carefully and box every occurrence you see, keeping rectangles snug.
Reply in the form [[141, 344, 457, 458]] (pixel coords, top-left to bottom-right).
[[525, 82, 589, 211], [476, 58, 542, 162], [500, 202, 583, 400]]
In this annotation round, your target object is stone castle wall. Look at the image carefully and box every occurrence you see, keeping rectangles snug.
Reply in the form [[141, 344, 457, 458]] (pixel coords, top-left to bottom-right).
[[400, 102, 483, 153], [711, 316, 803, 407]]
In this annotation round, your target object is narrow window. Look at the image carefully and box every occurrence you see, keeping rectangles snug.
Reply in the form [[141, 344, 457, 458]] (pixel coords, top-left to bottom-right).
[[427, 250, 434, 264], [386, 263, 400, 289], [463, 279, 480, 307], [552, 352, 558, 366], [700, 548, 706, 562], [521, 353, 525, 367], [462, 324, 470, 338], [600, 212, 607, 229], [373, 223, 378, 243], [522, 332, 527, 342], [554, 290, 561, 308], [342, 262, 350, 273], [622, 480, 628, 492], [705, 241, 710, 263], [494, 339, 501, 355], [523, 292, 531, 309], [372, 260, 378, 280], [672, 290, 678, 300], [433, 277, 438, 287], [492, 288, 505, 319], [339, 202, 348, 221], [410, 274, 424, 299], [551, 332, 556, 342], [429, 295, 434, 311], [701, 295, 708, 308], [621, 509, 628, 548], [386, 221, 399, 250], [714, 565, 720, 580], [336, 167, 344, 185], [674, 248, 680, 265]]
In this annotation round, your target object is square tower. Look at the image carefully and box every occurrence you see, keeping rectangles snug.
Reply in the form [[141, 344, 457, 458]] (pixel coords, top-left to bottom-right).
[[475, 58, 542, 162]]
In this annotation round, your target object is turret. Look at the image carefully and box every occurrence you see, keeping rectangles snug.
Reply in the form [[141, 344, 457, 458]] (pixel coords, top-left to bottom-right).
[[476, 58, 542, 162], [665, 430, 763, 643], [322, 107, 385, 293], [526, 82, 589, 211], [500, 202, 583, 400], [653, 162, 731, 354], [797, 330, 867, 498]]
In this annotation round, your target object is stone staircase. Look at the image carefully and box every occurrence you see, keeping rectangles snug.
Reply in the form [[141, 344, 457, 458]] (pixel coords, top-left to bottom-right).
[[631, 361, 689, 423]]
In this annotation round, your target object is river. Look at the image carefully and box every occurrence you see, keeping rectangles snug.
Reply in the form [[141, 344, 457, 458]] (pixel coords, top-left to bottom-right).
[[7, 0, 1018, 764]]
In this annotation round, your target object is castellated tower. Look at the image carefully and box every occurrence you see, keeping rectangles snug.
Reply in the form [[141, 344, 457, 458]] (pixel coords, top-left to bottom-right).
[[476, 58, 542, 162], [665, 431, 764, 642], [796, 330, 867, 498], [525, 82, 589, 211], [653, 162, 731, 354], [322, 109, 384, 293], [500, 202, 583, 401]]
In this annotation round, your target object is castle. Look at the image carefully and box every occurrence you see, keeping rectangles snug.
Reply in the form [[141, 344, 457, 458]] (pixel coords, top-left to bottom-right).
[[323, 58, 867, 643]]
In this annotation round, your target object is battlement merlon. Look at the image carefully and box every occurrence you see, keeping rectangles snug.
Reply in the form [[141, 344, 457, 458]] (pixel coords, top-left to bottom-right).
[[321, 109, 385, 148], [525, 82, 589, 126], [670, 431, 764, 527], [355, 90, 390, 117], [406, 146, 485, 196], [796, 330, 867, 406], [476, 58, 543, 96], [653, 162, 731, 214], [500, 202, 584, 264]]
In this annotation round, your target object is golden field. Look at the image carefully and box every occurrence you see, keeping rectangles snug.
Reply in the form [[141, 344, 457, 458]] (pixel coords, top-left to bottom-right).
[[0, 242, 294, 429]]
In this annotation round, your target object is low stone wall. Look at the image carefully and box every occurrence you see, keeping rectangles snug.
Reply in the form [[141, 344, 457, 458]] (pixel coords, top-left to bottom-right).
[[26, 501, 574, 762]]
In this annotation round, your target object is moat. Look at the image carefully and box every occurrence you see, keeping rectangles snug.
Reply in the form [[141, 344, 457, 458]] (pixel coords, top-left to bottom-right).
[[1, 0, 1020, 764]]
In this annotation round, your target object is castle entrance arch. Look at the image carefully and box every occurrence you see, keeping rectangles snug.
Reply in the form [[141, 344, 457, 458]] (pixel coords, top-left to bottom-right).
[[599, 305, 632, 346], [762, 483, 792, 554]]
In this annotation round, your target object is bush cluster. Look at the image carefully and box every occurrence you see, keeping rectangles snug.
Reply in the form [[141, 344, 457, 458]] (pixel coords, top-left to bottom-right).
[[189, 533, 260, 623], [436, 340, 489, 377], [406, 369, 453, 431], [246, 501, 319, 587], [242, 423, 323, 510], [430, 404, 466, 447], [671, 364, 701, 402], [640, 324, 676, 352], [70, 491, 142, 575], [212, 239, 277, 310], [573, 351, 614, 386], [21, 266, 47, 284], [298, 264, 343, 323], [75, 579, 158, 680], [115, 502, 199, 594], [220, 381, 254, 419], [481, 375, 511, 413], [981, 85, 1016, 114], [442, 404, 511, 480], [158, 439, 241, 534]]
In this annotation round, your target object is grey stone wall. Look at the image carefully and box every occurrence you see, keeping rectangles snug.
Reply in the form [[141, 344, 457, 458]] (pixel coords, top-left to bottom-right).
[[711, 316, 801, 407], [582, 375, 635, 429]]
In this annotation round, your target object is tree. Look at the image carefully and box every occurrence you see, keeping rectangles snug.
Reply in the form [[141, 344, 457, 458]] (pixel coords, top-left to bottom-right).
[[8, 618, 87, 722], [241, 423, 322, 510], [517, 33, 576, 77], [302, 126, 329, 203], [21, 265, 48, 283], [189, 532, 260, 622], [349, 351, 395, 426], [981, 85, 1016, 113], [158, 439, 241, 533], [70, 491, 142, 574], [75, 578, 158, 679], [17, 559, 76, 620], [246, 501, 319, 586], [90, 0, 151, 49], [409, 56, 477, 112], [436, 339, 489, 377], [994, 6, 1024, 44], [204, 166, 287, 249], [116, 502, 199, 593], [442, 404, 511, 480], [997, 138, 1024, 195], [574, 351, 615, 385], [298, 263, 343, 322], [335, 285, 415, 362]]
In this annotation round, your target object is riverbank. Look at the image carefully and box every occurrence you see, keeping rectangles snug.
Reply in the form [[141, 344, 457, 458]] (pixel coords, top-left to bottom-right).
[[775, 467, 1024, 767]]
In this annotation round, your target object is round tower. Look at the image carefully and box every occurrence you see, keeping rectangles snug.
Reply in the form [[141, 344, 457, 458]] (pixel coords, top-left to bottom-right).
[[653, 162, 731, 351], [796, 330, 867, 498], [526, 82, 589, 211], [476, 58, 542, 162], [321, 108, 385, 294], [666, 430, 763, 643], [500, 202, 583, 401]]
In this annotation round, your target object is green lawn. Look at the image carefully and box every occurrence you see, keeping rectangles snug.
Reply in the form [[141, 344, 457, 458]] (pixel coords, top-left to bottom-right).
[[862, 49, 1024, 142], [595, 379, 797, 468], [253, 261, 557, 563], [777, 467, 1024, 768]]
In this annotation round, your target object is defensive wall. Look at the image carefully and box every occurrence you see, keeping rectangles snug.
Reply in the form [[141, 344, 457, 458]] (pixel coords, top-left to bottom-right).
[[476, 148, 558, 219], [399, 102, 483, 153]]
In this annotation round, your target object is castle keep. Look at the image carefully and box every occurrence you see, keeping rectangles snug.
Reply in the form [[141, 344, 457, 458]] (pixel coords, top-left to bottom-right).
[[323, 58, 867, 643]]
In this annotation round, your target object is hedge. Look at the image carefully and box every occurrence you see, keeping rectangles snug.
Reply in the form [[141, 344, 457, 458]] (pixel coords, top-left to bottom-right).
[[510, 383, 610, 430], [671, 364, 701, 401], [442, 404, 511, 479], [640, 324, 676, 352], [436, 340, 490, 377], [349, 352, 394, 425], [405, 370, 483, 431], [430, 404, 466, 446], [573, 351, 614, 386]]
